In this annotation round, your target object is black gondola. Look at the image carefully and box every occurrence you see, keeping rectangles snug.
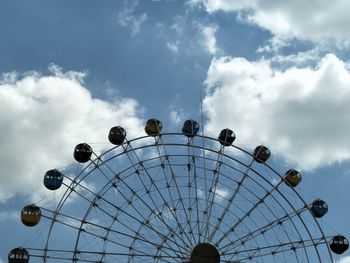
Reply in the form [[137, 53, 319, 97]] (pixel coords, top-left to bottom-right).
[[253, 145, 270, 163], [310, 199, 328, 218], [8, 248, 29, 263], [108, 126, 126, 145], [330, 235, 349, 254], [43, 169, 63, 190], [218, 128, 236, 146], [74, 143, 92, 163], [182, 119, 199, 137]]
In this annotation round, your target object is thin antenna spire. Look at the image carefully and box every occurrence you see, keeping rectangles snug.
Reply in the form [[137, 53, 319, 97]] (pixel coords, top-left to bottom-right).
[[200, 85, 205, 136]]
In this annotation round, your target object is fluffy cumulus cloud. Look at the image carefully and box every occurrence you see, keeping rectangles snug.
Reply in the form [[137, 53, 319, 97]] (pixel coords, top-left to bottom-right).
[[203, 53, 350, 170], [191, 0, 350, 46], [0, 66, 144, 203]]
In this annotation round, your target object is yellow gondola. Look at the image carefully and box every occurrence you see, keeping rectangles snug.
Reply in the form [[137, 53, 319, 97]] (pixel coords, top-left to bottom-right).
[[21, 204, 41, 227], [145, 118, 162, 136], [284, 169, 302, 187]]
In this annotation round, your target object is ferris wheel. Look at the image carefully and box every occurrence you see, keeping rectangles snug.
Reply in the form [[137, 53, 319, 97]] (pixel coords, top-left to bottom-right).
[[8, 118, 349, 262]]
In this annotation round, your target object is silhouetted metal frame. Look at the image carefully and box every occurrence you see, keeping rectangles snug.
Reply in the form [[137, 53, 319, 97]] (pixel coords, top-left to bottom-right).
[[22, 132, 334, 262]]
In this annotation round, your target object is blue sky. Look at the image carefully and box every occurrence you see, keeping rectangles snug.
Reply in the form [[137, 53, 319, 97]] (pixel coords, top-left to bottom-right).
[[1, 0, 350, 262]]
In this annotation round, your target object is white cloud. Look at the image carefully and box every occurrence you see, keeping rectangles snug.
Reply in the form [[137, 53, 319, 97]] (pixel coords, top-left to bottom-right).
[[338, 256, 350, 263], [117, 0, 147, 36], [197, 187, 229, 203], [169, 109, 186, 126], [266, 46, 324, 66], [161, 15, 221, 56], [0, 66, 144, 203], [198, 24, 219, 55], [166, 41, 179, 54], [214, 188, 229, 202], [0, 258, 5, 263], [203, 53, 350, 170], [189, 0, 254, 12], [191, 0, 350, 47]]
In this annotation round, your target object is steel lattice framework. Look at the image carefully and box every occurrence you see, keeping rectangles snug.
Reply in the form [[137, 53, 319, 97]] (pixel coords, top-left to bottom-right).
[[10, 126, 349, 263]]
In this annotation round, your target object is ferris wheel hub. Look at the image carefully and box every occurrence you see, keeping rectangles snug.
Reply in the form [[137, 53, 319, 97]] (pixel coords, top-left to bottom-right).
[[190, 243, 220, 263]]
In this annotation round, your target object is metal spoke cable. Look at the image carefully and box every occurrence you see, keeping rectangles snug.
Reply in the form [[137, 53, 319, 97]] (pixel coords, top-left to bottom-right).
[[186, 137, 199, 245], [225, 236, 329, 259], [39, 209, 180, 254], [122, 141, 194, 247], [59, 175, 188, 256], [207, 158, 255, 243], [156, 136, 198, 243], [204, 145, 225, 241], [93, 147, 190, 254]]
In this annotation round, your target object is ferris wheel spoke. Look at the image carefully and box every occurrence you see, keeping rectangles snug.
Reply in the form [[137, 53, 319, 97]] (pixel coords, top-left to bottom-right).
[[220, 205, 309, 252], [94, 147, 193, 252], [140, 160, 194, 246], [186, 137, 202, 245], [225, 236, 328, 262], [191, 150, 203, 244], [139, 136, 198, 258], [121, 142, 194, 247], [61, 175, 188, 256], [41, 207, 184, 257], [156, 137, 198, 245], [43, 213, 133, 252], [214, 177, 283, 246], [27, 247, 180, 262], [204, 145, 225, 241], [127, 202, 190, 252], [105, 201, 188, 257], [202, 162, 313, 263], [207, 159, 254, 243], [199, 134, 209, 245], [233, 203, 320, 262], [27, 254, 101, 262], [127, 223, 180, 263], [216, 179, 313, 262]]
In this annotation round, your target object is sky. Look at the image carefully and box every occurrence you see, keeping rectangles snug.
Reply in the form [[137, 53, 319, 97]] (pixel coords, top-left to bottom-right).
[[1, 0, 350, 262]]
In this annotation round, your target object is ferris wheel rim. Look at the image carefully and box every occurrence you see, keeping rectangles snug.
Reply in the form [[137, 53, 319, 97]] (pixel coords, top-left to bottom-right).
[[11, 129, 348, 262]]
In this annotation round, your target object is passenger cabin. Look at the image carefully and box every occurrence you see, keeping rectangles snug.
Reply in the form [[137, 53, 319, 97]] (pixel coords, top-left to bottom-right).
[[330, 235, 349, 254], [145, 118, 162, 136], [74, 143, 92, 163], [43, 169, 63, 190], [21, 204, 41, 227], [8, 248, 29, 263], [253, 145, 270, 163], [284, 169, 302, 187], [182, 120, 199, 138], [108, 126, 126, 145], [218, 128, 236, 146], [310, 199, 328, 218]]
